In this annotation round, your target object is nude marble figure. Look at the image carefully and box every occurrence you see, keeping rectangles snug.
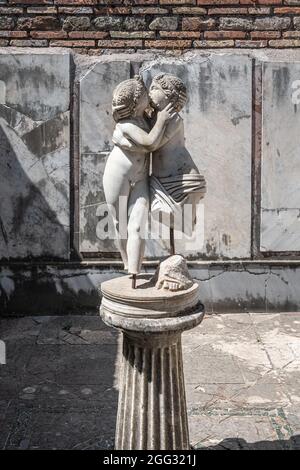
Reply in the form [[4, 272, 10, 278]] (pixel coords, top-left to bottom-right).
[[103, 76, 175, 285], [112, 74, 207, 255], [148, 74, 206, 247]]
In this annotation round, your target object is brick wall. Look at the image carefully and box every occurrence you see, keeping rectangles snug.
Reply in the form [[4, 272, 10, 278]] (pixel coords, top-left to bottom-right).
[[1, 1, 300, 51]]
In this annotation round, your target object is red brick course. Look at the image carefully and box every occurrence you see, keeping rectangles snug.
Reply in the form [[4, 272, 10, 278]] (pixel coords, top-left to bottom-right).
[[0, 1, 300, 50]]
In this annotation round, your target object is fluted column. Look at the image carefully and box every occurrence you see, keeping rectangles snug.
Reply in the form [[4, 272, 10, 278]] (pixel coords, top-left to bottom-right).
[[116, 332, 189, 450], [100, 274, 204, 451]]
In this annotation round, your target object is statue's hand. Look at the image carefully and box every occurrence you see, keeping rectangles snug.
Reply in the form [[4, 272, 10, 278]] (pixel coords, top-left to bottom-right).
[[157, 103, 176, 123]]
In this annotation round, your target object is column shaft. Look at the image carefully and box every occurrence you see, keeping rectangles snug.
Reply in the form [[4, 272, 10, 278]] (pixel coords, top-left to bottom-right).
[[115, 332, 189, 450]]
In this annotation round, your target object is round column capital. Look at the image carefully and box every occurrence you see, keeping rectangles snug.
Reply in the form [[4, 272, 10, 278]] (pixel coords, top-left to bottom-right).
[[100, 274, 205, 335]]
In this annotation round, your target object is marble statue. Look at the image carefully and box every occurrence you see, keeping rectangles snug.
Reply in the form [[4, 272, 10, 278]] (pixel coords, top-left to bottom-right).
[[109, 73, 206, 288], [103, 76, 176, 285]]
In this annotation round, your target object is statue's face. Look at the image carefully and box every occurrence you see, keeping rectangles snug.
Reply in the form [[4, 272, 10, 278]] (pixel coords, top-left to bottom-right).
[[135, 89, 149, 115], [149, 82, 170, 110]]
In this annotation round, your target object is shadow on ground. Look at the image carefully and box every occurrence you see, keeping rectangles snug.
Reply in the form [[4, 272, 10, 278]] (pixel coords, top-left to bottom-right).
[[1, 313, 300, 450], [195, 435, 300, 450], [0, 316, 119, 450]]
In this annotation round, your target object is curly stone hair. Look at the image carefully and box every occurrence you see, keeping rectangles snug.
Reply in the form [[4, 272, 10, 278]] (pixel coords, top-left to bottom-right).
[[112, 75, 147, 122], [152, 73, 187, 112]]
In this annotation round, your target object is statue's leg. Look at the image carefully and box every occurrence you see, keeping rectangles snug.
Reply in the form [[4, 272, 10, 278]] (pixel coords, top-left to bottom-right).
[[103, 170, 130, 270], [127, 178, 149, 275]]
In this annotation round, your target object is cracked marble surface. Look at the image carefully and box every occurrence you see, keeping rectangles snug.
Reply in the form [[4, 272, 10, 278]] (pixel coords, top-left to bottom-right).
[[0, 312, 299, 449], [261, 62, 300, 252], [141, 55, 252, 259], [0, 53, 70, 260]]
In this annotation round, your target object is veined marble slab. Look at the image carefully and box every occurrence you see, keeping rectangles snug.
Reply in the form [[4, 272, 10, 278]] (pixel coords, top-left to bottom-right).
[[0, 53, 70, 259], [261, 62, 300, 252]]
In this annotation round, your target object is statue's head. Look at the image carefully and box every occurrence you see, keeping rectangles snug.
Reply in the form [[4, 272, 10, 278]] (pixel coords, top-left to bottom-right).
[[112, 75, 149, 122], [149, 74, 187, 112]]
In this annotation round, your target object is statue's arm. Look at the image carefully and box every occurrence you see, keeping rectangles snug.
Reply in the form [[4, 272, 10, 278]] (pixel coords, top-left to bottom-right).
[[117, 122, 164, 152], [112, 125, 136, 150], [119, 104, 176, 152]]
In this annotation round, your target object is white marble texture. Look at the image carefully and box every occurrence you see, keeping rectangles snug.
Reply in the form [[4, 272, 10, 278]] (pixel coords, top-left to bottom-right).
[[0, 53, 70, 259], [142, 55, 253, 259], [261, 62, 300, 252]]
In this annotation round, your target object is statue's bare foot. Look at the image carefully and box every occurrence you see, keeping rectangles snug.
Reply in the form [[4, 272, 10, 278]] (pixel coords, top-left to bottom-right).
[[161, 280, 182, 291], [153, 255, 194, 292]]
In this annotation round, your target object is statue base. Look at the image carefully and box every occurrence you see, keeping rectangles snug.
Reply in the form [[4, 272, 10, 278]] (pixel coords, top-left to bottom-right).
[[100, 274, 204, 450]]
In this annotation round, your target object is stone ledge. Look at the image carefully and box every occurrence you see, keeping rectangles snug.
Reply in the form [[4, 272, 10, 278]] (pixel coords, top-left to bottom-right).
[[1, 262, 300, 314]]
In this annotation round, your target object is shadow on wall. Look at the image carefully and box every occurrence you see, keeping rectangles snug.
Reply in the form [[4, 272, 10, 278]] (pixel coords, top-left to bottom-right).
[[0, 69, 120, 315], [0, 267, 97, 316], [0, 102, 121, 315], [0, 115, 69, 261], [0, 117, 81, 314], [195, 435, 300, 450]]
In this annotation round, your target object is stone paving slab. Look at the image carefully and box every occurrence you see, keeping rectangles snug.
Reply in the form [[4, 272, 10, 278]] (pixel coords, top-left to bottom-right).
[[0, 313, 300, 450], [189, 409, 292, 450]]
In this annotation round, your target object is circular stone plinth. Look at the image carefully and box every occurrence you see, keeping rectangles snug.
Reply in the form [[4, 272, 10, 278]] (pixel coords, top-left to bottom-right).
[[100, 274, 200, 318], [100, 274, 204, 334]]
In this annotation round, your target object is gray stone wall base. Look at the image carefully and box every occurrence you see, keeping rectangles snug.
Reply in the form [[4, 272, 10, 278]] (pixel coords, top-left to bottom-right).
[[1, 261, 300, 315]]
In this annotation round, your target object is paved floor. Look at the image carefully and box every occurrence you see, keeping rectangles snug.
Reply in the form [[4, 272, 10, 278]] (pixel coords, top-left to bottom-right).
[[0, 313, 299, 450]]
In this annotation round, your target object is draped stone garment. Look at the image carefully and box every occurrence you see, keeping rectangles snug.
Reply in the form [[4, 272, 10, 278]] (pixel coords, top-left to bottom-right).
[[112, 124, 207, 233], [150, 173, 206, 218]]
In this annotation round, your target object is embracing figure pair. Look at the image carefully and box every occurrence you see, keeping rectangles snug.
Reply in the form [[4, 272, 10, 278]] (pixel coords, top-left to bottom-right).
[[103, 73, 206, 284]]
